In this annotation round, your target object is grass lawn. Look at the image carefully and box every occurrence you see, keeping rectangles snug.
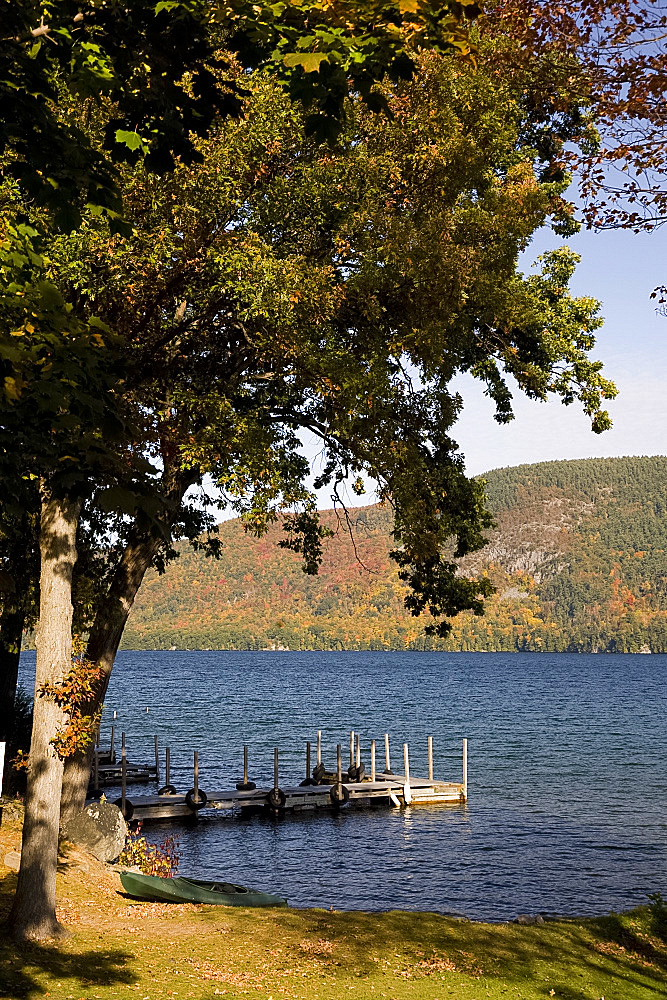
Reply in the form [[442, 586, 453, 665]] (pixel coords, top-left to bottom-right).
[[1, 808, 665, 1000]]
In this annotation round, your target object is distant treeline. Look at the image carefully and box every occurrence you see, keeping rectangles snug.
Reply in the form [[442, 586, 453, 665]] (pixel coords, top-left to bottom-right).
[[120, 456, 667, 654]]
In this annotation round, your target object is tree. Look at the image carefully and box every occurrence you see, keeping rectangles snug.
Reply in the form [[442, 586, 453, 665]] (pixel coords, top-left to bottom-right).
[[3, 0, 483, 943], [36, 41, 617, 826]]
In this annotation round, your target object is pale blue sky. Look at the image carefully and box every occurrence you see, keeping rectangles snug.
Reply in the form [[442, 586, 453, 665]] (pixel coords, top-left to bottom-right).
[[453, 225, 667, 476]]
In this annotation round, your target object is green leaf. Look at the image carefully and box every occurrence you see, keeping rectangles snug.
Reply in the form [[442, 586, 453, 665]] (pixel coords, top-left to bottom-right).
[[115, 130, 144, 152]]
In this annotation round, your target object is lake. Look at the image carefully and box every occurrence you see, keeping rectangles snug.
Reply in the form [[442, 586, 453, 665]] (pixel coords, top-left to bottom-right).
[[18, 650, 667, 921]]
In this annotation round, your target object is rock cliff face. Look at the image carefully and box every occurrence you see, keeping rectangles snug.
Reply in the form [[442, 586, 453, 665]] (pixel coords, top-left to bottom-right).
[[459, 492, 598, 582], [122, 456, 667, 653]]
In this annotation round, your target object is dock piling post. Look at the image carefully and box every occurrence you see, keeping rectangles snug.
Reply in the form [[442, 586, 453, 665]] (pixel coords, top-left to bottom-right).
[[306, 741, 311, 782], [370, 740, 376, 781], [462, 738, 468, 801], [274, 747, 279, 792], [349, 731, 355, 769], [384, 732, 392, 774], [428, 736, 433, 782], [356, 734, 361, 770], [110, 724, 115, 764], [403, 743, 412, 805], [154, 735, 160, 786], [194, 750, 199, 801], [236, 745, 256, 792], [121, 732, 127, 817], [316, 730, 322, 765], [337, 743, 342, 794]]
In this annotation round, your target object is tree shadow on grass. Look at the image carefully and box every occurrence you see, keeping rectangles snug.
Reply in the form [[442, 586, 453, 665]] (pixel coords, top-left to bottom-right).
[[0, 873, 137, 1000], [0, 936, 136, 1000], [262, 904, 667, 999]]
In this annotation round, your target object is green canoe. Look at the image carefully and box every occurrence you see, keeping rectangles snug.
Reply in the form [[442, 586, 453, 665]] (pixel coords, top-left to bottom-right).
[[120, 871, 287, 907]]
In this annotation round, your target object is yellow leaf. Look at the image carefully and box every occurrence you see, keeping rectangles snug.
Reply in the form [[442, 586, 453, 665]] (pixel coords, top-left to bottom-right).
[[283, 52, 329, 73], [399, 0, 420, 12]]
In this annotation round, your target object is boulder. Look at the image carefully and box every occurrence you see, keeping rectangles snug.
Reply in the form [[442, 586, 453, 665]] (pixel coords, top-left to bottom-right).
[[62, 801, 127, 863], [514, 914, 545, 925]]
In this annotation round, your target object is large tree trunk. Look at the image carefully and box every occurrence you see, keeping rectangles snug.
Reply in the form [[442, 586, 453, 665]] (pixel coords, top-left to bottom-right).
[[59, 532, 162, 827], [9, 491, 80, 943]]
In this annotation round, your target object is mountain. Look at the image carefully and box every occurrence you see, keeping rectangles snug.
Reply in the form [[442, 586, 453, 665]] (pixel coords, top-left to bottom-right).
[[122, 456, 667, 653]]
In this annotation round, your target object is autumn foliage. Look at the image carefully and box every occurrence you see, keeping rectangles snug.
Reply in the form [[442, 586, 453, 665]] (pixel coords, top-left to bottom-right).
[[488, 1, 667, 234], [37, 637, 105, 761]]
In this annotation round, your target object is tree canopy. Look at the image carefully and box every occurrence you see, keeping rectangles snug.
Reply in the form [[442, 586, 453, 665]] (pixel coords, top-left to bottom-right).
[[1, 0, 480, 229], [43, 39, 616, 631]]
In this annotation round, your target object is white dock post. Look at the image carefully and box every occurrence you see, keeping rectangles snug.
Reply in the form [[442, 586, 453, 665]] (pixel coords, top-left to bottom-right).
[[336, 743, 343, 796], [349, 731, 355, 769], [356, 734, 361, 769], [121, 732, 127, 816], [316, 730, 322, 765], [384, 732, 392, 773], [462, 737, 468, 801], [428, 735, 434, 782], [403, 743, 412, 804], [370, 740, 376, 781]]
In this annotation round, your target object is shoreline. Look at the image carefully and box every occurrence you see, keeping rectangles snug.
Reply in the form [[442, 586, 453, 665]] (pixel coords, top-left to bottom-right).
[[2, 807, 665, 1000]]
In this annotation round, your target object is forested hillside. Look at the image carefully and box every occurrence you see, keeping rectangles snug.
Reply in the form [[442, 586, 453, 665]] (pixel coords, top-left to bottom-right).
[[122, 456, 667, 653]]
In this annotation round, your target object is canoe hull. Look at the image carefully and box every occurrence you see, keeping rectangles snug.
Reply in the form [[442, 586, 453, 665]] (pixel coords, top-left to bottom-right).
[[120, 871, 287, 907]]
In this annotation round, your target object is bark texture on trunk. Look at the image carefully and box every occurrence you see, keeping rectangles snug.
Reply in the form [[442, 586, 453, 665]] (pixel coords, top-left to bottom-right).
[[9, 492, 80, 943], [59, 532, 162, 827]]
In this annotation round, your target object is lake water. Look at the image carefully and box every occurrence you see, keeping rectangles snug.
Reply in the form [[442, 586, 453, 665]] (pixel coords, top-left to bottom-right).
[[18, 650, 667, 921]]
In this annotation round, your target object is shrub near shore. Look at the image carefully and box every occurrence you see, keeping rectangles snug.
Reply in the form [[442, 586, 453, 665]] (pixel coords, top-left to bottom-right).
[[0, 808, 665, 999]]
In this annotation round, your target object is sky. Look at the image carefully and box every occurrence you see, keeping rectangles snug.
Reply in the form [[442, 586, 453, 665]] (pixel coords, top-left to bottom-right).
[[302, 223, 667, 508], [452, 224, 667, 477]]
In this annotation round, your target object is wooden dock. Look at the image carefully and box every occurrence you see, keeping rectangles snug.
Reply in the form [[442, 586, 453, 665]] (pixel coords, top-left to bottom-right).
[[98, 733, 469, 824], [88, 729, 160, 792], [109, 774, 465, 822]]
